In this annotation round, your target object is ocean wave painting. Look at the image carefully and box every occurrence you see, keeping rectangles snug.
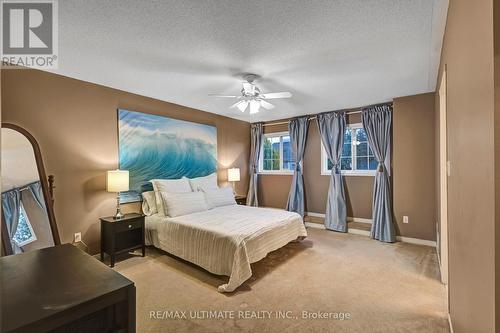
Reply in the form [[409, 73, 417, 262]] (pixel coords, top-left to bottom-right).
[[118, 109, 217, 203]]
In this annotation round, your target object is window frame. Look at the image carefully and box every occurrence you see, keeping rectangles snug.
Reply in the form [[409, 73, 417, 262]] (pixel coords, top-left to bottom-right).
[[258, 131, 295, 175], [321, 123, 377, 177], [13, 202, 37, 247]]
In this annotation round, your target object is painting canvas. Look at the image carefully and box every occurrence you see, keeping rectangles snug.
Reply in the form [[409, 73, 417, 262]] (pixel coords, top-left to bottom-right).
[[118, 109, 217, 203]]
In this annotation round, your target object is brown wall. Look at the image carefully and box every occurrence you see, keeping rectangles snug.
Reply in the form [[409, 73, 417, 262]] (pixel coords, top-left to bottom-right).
[[259, 93, 436, 241], [435, 0, 496, 332], [1, 69, 251, 254], [393, 93, 436, 241]]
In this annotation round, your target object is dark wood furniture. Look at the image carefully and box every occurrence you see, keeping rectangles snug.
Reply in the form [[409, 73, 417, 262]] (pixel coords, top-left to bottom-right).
[[1, 244, 136, 333], [1, 123, 60, 256], [235, 195, 247, 205], [100, 213, 145, 267]]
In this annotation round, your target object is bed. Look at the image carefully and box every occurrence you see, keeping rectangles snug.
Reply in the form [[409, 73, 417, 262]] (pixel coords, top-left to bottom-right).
[[145, 204, 307, 292]]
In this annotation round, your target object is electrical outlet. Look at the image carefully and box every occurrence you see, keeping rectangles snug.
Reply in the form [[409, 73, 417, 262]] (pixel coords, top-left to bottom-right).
[[74, 232, 82, 243], [403, 216, 409, 224]]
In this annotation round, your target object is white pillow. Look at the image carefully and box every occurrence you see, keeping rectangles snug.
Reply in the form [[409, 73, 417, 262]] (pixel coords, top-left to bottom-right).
[[161, 191, 208, 217], [151, 178, 192, 216], [202, 187, 236, 209], [141, 191, 157, 216], [189, 173, 218, 192]]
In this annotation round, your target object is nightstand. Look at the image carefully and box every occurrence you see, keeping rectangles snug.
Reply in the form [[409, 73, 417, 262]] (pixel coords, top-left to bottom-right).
[[235, 195, 247, 205], [100, 213, 145, 267]]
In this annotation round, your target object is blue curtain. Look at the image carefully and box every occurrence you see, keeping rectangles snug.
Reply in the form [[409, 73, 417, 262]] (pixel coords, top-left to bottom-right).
[[2, 189, 22, 253], [27, 181, 46, 211], [286, 117, 309, 217], [362, 104, 395, 243], [246, 123, 264, 206], [316, 112, 347, 232]]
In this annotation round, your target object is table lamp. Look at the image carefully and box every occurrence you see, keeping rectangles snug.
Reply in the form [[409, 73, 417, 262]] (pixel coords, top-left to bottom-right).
[[227, 168, 240, 195], [107, 169, 129, 219]]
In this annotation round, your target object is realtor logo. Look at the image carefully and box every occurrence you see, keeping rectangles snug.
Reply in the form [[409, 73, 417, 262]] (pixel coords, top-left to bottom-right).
[[1, 0, 58, 68]]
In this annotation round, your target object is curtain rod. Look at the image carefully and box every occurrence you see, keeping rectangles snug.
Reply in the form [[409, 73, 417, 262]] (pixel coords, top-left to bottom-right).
[[262, 102, 392, 127], [263, 110, 362, 127]]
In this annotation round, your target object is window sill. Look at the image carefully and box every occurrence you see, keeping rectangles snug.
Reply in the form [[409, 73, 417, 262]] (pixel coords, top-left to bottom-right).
[[321, 171, 376, 177], [259, 172, 294, 176]]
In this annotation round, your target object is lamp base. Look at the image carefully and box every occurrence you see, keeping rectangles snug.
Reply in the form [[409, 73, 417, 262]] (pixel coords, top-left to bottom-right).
[[114, 194, 124, 220]]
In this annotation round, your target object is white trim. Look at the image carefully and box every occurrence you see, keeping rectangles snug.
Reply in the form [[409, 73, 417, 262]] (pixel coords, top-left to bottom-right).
[[306, 212, 372, 224], [347, 217, 372, 224], [395, 236, 437, 247], [259, 131, 296, 175], [305, 220, 437, 247], [448, 313, 453, 333], [305, 212, 325, 218], [320, 123, 377, 176]]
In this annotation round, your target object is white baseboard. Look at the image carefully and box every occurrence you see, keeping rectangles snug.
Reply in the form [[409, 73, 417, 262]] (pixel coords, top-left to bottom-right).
[[347, 217, 372, 224], [396, 236, 437, 247], [306, 212, 372, 224], [304, 222, 437, 247]]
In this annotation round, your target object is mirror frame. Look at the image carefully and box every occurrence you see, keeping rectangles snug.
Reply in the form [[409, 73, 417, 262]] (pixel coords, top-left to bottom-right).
[[1, 123, 61, 255]]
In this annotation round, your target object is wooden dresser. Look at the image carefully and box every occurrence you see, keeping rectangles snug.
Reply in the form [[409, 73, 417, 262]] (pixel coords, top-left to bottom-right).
[[1, 244, 136, 333]]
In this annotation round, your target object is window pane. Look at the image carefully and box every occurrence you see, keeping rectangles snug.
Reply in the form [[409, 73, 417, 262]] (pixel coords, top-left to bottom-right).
[[341, 158, 352, 170], [342, 143, 351, 157], [344, 128, 352, 144], [369, 157, 378, 170], [271, 137, 280, 160], [326, 159, 333, 171], [356, 128, 367, 142], [263, 138, 272, 159], [272, 159, 280, 170], [263, 159, 271, 170], [282, 136, 294, 170], [356, 142, 368, 156], [357, 156, 369, 170], [12, 207, 33, 245]]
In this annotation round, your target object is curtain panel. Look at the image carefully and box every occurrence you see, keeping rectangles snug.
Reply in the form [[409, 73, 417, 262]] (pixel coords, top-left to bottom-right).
[[246, 123, 264, 206], [286, 117, 309, 217], [362, 104, 395, 243], [2, 188, 22, 253], [316, 112, 347, 232]]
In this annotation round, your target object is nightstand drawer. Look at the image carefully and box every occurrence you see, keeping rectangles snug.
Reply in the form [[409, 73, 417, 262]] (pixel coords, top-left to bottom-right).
[[115, 219, 142, 233]]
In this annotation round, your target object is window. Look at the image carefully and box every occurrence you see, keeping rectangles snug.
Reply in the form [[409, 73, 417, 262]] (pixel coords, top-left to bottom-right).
[[321, 124, 378, 176], [12, 203, 37, 247], [259, 132, 295, 174]]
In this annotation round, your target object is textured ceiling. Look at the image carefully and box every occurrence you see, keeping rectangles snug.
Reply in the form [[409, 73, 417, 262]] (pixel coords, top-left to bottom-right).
[[49, 0, 448, 122]]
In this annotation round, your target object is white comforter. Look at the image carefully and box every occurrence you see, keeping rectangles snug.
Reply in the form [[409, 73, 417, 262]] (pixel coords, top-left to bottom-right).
[[145, 204, 307, 292]]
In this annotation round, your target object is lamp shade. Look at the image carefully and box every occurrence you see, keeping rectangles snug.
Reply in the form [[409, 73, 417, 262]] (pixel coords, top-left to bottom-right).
[[227, 168, 240, 182], [107, 170, 129, 193]]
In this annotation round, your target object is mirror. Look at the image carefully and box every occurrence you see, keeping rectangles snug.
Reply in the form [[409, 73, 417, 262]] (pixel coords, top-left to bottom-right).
[[1, 123, 60, 255]]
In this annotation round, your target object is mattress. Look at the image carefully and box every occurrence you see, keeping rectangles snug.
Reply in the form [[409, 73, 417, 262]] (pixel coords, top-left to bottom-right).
[[145, 204, 307, 292]]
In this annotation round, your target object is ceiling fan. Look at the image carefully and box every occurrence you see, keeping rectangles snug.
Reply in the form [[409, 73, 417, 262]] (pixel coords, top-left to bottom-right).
[[209, 74, 292, 114]]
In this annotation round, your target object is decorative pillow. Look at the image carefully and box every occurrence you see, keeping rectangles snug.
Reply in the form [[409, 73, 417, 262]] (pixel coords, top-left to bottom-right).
[[161, 191, 208, 217], [151, 177, 192, 216], [202, 187, 236, 209], [189, 173, 218, 192], [141, 191, 157, 216]]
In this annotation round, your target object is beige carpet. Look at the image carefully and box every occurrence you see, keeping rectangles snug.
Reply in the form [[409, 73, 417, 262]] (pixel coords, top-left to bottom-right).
[[114, 228, 449, 333]]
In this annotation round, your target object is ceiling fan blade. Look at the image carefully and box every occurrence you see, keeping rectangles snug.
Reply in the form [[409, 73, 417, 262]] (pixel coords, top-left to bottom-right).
[[259, 100, 275, 110], [230, 100, 244, 109], [236, 101, 249, 112], [260, 92, 292, 99], [208, 94, 240, 98]]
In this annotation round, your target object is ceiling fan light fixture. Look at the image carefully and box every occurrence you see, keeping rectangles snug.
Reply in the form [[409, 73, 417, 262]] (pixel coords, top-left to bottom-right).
[[249, 100, 260, 114]]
